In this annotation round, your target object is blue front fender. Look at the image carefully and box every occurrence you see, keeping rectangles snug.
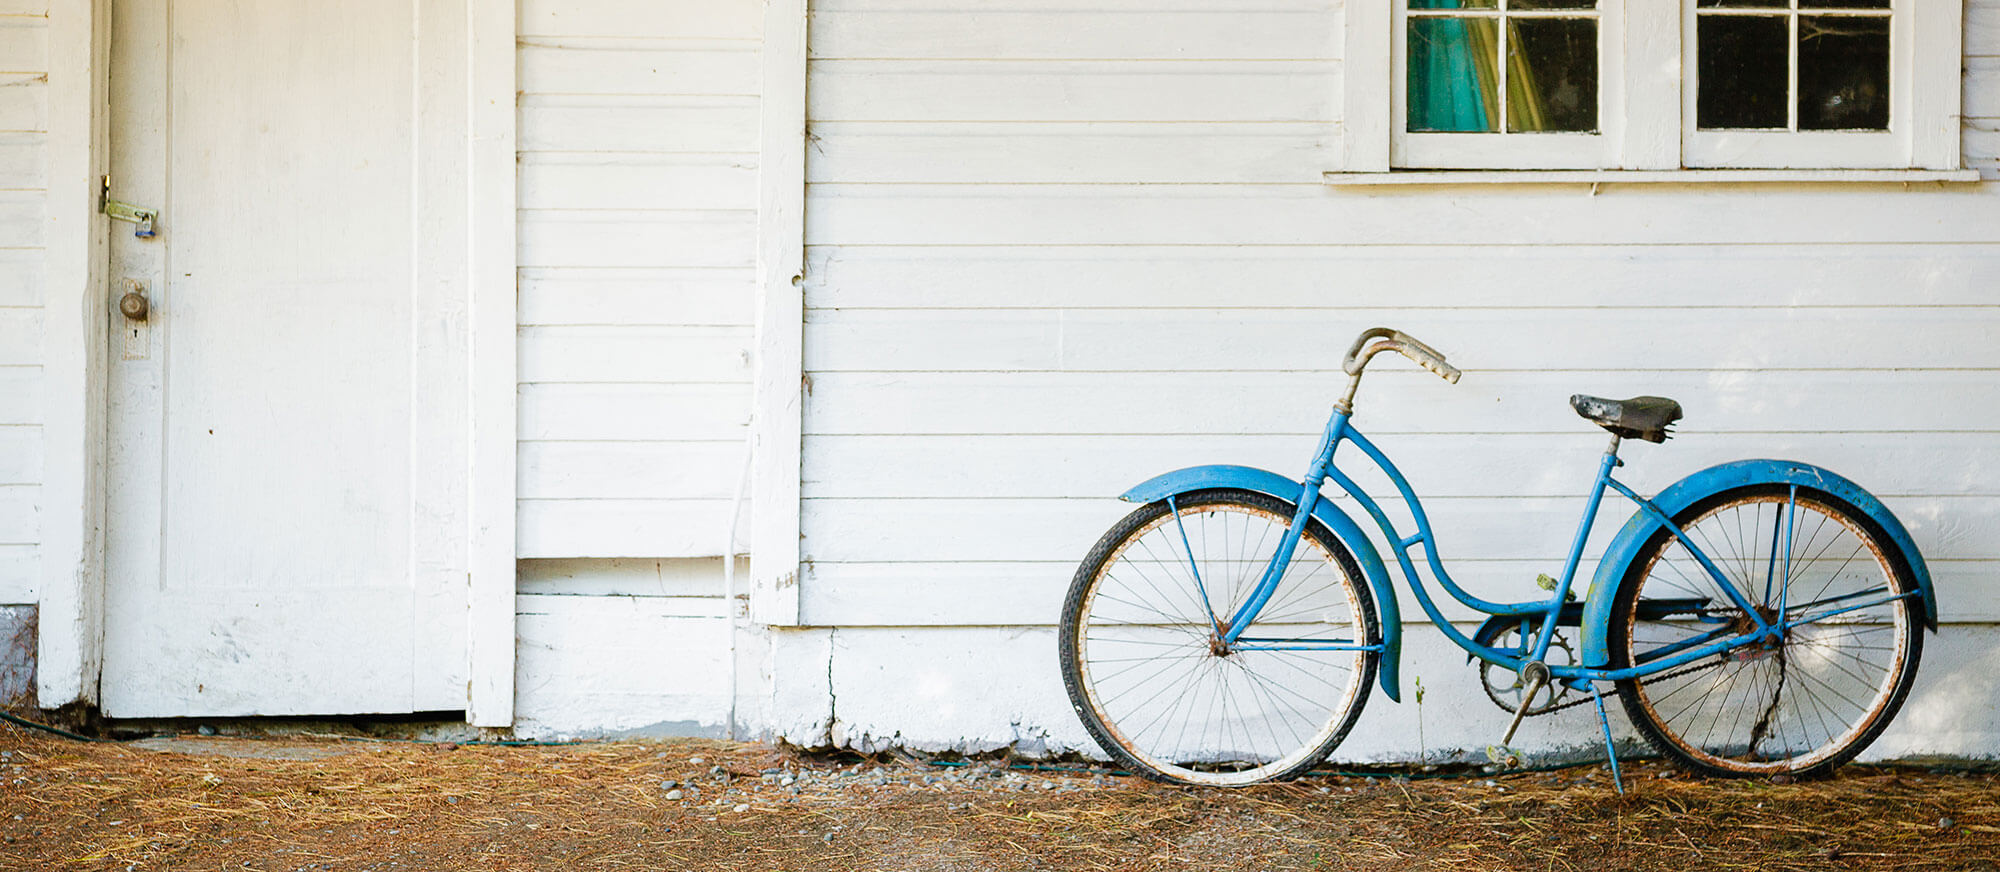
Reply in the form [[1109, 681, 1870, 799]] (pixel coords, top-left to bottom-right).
[[1122, 465, 1404, 703], [1579, 459, 1938, 668]]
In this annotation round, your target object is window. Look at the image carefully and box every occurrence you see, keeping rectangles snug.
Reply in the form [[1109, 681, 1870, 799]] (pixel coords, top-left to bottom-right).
[[1337, 0, 1964, 173]]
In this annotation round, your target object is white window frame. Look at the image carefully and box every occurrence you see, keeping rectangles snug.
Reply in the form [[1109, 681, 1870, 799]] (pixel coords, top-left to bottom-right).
[[1394, 2, 1628, 170], [1339, 0, 1964, 175]]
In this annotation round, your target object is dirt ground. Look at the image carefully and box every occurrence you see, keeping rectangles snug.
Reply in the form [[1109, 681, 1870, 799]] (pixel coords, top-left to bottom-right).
[[2, 720, 1998, 871]]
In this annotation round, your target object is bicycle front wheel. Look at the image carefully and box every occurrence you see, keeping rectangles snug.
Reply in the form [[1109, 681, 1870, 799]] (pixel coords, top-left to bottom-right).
[[1059, 489, 1378, 786], [1610, 484, 1923, 777]]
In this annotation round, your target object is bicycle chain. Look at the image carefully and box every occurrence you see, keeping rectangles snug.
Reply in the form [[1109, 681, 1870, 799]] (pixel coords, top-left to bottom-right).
[[1529, 657, 1729, 716]]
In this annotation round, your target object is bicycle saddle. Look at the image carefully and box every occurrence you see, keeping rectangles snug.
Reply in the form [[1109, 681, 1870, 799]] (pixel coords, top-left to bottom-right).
[[1569, 394, 1682, 443]]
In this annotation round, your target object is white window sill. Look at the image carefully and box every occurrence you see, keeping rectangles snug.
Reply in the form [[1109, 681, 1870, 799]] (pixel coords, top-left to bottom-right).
[[1322, 168, 1984, 186]]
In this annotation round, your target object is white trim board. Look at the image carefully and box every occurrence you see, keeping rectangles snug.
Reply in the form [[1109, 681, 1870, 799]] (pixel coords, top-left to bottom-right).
[[467, 0, 519, 729], [1324, 169, 1985, 186], [751, 0, 806, 628], [37, 0, 111, 710]]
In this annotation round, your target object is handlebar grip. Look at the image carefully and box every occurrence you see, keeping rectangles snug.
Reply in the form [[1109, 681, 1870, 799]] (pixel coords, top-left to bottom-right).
[[1417, 355, 1463, 384], [1342, 326, 1461, 383]]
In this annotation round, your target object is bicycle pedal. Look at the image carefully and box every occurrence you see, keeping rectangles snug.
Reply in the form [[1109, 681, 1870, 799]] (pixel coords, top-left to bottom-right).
[[1484, 744, 1526, 769]]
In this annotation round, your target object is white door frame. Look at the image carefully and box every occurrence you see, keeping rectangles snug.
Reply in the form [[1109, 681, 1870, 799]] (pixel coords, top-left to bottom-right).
[[37, 0, 519, 726]]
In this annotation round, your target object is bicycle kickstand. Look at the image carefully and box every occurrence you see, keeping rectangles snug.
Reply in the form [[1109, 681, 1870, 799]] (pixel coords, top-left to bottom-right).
[[1589, 683, 1625, 795]]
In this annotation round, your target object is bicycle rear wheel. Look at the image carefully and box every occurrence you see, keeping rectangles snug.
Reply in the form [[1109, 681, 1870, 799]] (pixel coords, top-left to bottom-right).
[[1059, 489, 1378, 786], [1610, 484, 1922, 777]]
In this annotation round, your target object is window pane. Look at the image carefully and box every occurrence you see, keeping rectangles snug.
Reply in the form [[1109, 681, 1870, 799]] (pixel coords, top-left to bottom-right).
[[1697, 15, 1789, 129], [1511, 0, 1596, 8], [1697, 0, 1787, 7], [1799, 0, 1889, 7], [1507, 19, 1597, 132], [1798, 16, 1889, 129], [1408, 0, 1497, 9], [1408, 17, 1500, 132]]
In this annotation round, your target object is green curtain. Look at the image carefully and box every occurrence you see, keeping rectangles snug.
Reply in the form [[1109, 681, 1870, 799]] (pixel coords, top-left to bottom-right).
[[1407, 1, 1496, 132], [1407, 2, 1548, 133]]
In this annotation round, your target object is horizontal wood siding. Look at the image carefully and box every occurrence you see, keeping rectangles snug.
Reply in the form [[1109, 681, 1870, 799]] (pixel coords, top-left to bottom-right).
[[516, 0, 760, 559], [0, 7, 44, 605], [1969, 3, 2000, 177], [798, 0, 2000, 640]]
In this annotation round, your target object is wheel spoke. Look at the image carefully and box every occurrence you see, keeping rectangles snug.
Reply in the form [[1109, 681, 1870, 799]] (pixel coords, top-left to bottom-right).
[[1063, 492, 1376, 784], [1614, 487, 1917, 776]]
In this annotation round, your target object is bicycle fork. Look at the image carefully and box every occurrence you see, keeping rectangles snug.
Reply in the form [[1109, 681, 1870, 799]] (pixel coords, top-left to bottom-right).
[[1213, 418, 1347, 648]]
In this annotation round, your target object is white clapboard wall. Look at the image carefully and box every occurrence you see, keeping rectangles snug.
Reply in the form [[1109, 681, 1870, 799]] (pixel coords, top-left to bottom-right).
[[0, 3, 47, 611], [511, 0, 760, 736], [789, 0, 2000, 759]]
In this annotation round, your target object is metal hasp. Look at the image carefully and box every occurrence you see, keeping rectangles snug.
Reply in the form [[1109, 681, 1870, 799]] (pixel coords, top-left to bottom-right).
[[100, 177, 158, 239]]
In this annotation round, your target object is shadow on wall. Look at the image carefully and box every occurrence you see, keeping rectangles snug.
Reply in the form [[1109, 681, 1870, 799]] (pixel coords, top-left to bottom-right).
[[0, 606, 35, 709]]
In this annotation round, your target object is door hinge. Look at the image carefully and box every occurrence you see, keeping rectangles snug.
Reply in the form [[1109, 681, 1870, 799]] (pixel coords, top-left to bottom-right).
[[100, 176, 158, 239]]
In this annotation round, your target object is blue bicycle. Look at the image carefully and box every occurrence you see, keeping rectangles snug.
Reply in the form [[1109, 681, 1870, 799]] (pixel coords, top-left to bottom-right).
[[1059, 328, 1934, 787]]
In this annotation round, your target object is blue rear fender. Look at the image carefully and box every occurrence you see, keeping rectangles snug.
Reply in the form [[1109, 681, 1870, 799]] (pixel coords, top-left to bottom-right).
[[1121, 465, 1404, 703], [1578, 459, 1939, 668]]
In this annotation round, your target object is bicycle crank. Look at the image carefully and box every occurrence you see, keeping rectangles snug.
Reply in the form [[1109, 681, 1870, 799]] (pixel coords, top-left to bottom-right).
[[1500, 661, 1552, 745]]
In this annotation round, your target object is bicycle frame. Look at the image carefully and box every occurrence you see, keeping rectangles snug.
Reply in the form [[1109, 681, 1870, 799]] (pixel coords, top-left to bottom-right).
[[1217, 407, 1912, 690]]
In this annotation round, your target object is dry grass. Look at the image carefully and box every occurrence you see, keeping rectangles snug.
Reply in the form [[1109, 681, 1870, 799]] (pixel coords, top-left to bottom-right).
[[2, 719, 1997, 871]]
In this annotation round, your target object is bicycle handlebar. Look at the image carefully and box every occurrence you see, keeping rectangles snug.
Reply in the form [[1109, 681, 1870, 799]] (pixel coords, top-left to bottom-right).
[[1341, 327, 1462, 384]]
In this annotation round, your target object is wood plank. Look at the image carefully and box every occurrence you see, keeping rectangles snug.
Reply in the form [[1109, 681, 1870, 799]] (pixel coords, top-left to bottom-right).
[[519, 268, 756, 326], [809, 10, 1336, 61], [517, 210, 756, 269], [804, 243, 2000, 309], [468, 0, 518, 727], [805, 123, 1334, 184], [0, 74, 42, 132], [800, 494, 2000, 564], [0, 19, 44, 73], [0, 188, 39, 244], [513, 595, 728, 736], [807, 60, 1337, 123], [0, 305, 37, 364], [518, 325, 753, 383], [519, 556, 731, 597], [0, 543, 32, 603], [519, 383, 750, 441], [802, 307, 2000, 373], [0, 483, 35, 545], [1967, 121, 1999, 173], [752, 0, 809, 627], [803, 371, 2000, 436], [1971, 1, 2000, 57], [804, 309, 1060, 372], [519, 592, 724, 619], [520, 154, 757, 212], [0, 424, 36, 484], [803, 432, 2000, 501], [517, 96, 757, 153], [0, 246, 39, 306], [521, 440, 745, 500], [799, 559, 2000, 626], [518, 42, 758, 97], [519, 0, 761, 41], [1967, 58, 2000, 117], [518, 497, 745, 558], [0, 129, 39, 190], [803, 184, 2000, 247], [814, 0, 1337, 12]]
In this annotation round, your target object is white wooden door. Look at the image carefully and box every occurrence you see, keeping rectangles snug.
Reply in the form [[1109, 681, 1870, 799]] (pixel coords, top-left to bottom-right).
[[100, 0, 471, 717]]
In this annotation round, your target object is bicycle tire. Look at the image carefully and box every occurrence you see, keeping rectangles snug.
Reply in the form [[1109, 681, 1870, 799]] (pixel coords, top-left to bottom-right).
[[1609, 483, 1923, 778], [1059, 489, 1379, 786]]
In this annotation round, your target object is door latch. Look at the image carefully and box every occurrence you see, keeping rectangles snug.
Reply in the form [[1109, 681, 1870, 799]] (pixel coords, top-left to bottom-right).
[[100, 176, 158, 239]]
